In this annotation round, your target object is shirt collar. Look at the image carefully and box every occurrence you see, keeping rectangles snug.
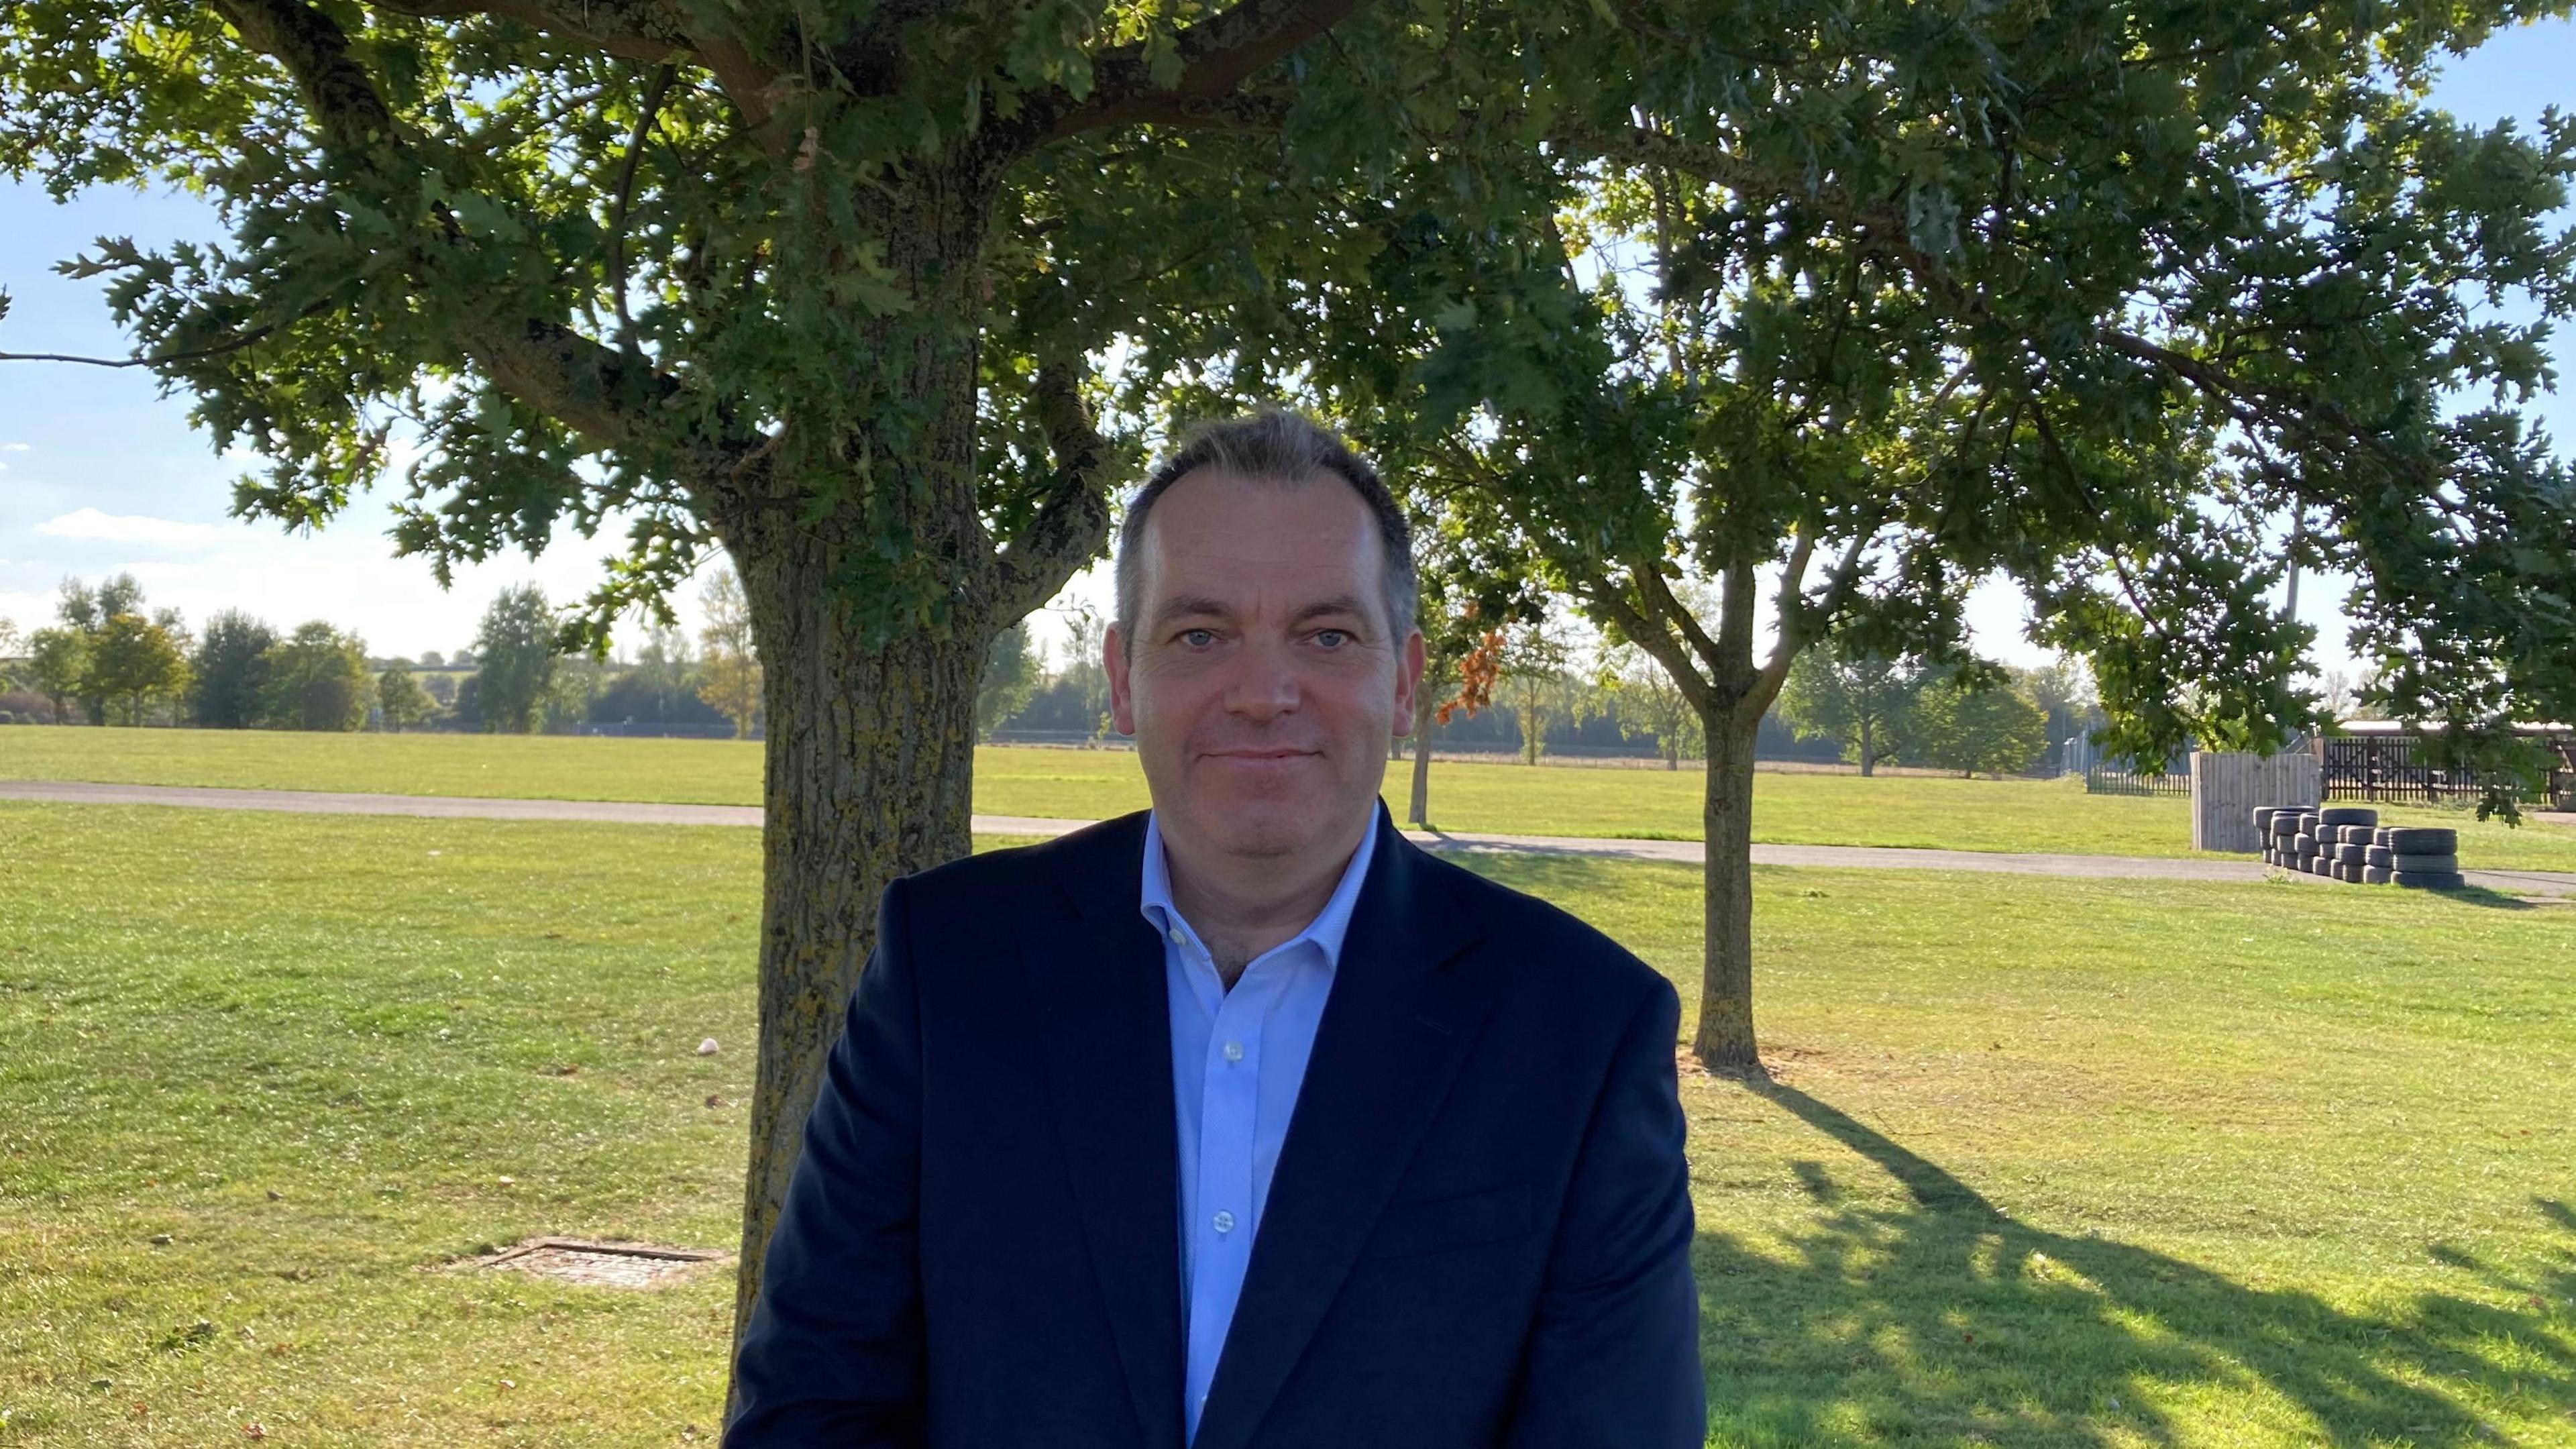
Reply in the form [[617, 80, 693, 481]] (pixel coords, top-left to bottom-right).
[[1139, 808, 1380, 972]]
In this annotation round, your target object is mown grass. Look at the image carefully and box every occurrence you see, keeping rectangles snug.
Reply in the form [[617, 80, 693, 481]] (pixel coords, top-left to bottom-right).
[[3, 800, 2569, 1446], [7, 727, 2574, 869]]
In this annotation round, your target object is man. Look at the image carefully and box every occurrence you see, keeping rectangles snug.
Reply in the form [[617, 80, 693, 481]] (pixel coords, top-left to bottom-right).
[[727, 411, 1702, 1448]]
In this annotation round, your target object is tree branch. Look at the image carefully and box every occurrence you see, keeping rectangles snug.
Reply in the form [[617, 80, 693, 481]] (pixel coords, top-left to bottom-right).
[[364, 0, 694, 64], [984, 362, 1117, 623], [360, 0, 781, 131], [1751, 519, 1881, 716], [607, 63, 678, 347], [1582, 578, 1719, 720], [209, 0, 757, 502], [1028, 0, 1367, 141], [1635, 557, 1727, 686]]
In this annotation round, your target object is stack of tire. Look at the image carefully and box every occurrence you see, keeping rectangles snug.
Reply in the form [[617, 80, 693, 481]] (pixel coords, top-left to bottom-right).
[[2255, 806, 2311, 868], [2251, 805, 2466, 889], [2375, 825, 2465, 890], [2321, 808, 2377, 881]]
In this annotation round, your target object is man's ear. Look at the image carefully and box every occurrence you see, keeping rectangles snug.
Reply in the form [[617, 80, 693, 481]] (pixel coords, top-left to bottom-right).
[[1393, 629, 1427, 737], [1106, 623, 1137, 736]]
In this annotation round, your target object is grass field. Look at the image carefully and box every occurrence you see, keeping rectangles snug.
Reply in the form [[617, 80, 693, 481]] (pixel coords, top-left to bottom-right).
[[7, 726, 2575, 869], [3, 800, 2570, 1446]]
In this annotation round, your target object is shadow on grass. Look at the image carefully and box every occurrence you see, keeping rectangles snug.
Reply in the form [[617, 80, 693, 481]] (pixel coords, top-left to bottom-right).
[[1698, 1081, 2576, 1447], [2418, 883, 2542, 910]]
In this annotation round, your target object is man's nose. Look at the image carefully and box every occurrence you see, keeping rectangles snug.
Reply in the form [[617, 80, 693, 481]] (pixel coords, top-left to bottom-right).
[[1221, 637, 1301, 720]]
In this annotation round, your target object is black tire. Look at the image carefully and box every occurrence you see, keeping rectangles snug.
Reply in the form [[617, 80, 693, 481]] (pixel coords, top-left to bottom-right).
[[2335, 844, 2368, 865], [2273, 817, 2304, 837], [2361, 866, 2393, 884], [2253, 808, 2277, 833], [2384, 827, 2457, 853], [2365, 846, 2392, 869], [2373, 828, 2396, 848], [2312, 857, 2335, 877], [2393, 871, 2467, 890], [2297, 838, 2322, 857], [2319, 806, 2378, 828], [2390, 853, 2460, 874], [2340, 826, 2375, 845]]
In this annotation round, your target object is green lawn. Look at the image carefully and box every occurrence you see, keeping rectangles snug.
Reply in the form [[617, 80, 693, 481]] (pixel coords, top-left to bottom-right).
[[8, 726, 2575, 869], [3, 801, 2569, 1446]]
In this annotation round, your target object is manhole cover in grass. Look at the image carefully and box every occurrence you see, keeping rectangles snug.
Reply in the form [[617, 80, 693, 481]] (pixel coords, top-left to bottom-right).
[[472, 1238, 726, 1289]]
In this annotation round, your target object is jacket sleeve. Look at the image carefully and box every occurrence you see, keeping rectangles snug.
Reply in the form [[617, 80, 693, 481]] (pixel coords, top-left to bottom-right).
[[724, 879, 926, 1448], [1503, 975, 1704, 1448]]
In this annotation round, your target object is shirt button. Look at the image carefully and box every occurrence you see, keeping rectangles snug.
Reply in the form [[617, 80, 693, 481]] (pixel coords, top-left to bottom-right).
[[1212, 1210, 1236, 1234], [1168, 928, 1185, 946], [1222, 1040, 1244, 1063]]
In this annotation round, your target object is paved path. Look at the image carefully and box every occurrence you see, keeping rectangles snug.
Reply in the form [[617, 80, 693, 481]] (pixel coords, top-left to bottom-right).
[[6, 779, 2571, 896]]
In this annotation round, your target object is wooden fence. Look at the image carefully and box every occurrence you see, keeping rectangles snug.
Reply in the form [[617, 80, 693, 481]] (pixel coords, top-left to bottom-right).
[[2321, 734, 2575, 807]]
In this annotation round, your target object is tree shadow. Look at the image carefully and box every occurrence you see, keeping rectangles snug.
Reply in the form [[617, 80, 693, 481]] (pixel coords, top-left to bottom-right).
[[2441, 877, 2568, 910], [1695, 1081, 2576, 1446]]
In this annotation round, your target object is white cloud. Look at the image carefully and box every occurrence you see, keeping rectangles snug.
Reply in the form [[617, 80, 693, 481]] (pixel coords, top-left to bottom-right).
[[0, 443, 31, 452], [35, 506, 231, 547]]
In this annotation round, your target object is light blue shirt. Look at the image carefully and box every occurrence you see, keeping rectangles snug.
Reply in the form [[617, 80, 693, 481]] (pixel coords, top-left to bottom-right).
[[1140, 810, 1377, 1446]]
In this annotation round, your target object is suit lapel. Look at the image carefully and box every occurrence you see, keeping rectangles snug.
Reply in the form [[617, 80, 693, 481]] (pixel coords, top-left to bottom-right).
[[1022, 813, 1186, 1449], [1192, 811, 1494, 1449]]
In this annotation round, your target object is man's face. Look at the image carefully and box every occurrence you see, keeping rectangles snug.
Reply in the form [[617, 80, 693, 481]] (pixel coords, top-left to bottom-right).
[[1107, 469, 1424, 864]]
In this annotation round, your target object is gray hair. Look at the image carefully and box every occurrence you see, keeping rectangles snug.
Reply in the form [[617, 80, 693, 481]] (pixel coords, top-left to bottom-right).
[[1112, 409, 1417, 651]]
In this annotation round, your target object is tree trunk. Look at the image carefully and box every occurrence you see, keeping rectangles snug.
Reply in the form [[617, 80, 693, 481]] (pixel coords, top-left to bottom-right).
[[1407, 686, 1436, 825], [731, 556, 983, 1341], [717, 164, 1006, 1409], [1693, 706, 1760, 1072], [1859, 717, 1876, 776]]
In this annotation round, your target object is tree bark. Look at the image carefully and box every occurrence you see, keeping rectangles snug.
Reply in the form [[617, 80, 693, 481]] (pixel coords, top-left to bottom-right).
[[1407, 686, 1436, 824], [713, 162, 1016, 1410], [730, 550, 983, 1338], [1693, 705, 1760, 1071]]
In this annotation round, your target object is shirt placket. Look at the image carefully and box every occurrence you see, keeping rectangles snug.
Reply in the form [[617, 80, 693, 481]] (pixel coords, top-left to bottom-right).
[[1182, 932, 1287, 1434]]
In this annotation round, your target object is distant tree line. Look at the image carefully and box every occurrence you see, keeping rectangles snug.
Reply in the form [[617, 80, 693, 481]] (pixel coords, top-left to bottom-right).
[[0, 567, 769, 737], [5, 576, 2096, 775]]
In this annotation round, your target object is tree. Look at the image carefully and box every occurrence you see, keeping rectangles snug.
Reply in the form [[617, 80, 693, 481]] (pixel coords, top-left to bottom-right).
[[1057, 609, 1114, 745], [631, 623, 696, 719], [379, 658, 435, 731], [53, 573, 150, 723], [696, 566, 761, 740], [1777, 646, 1923, 777], [26, 627, 87, 723], [2012, 655, 2102, 765], [192, 608, 279, 728], [84, 612, 191, 724], [1912, 673, 2049, 779], [1608, 645, 1702, 771], [1495, 616, 1582, 767], [472, 585, 559, 735], [0, 616, 24, 696], [1251, 2, 2576, 1073], [258, 621, 372, 730], [547, 652, 609, 732], [3, 1, 1486, 1358], [975, 621, 1040, 741]]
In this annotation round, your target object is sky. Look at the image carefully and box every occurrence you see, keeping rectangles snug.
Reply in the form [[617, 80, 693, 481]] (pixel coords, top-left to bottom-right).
[[3, 23, 2572, 669]]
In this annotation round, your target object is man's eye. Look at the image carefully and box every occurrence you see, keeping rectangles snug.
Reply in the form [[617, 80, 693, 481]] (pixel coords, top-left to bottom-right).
[[1179, 629, 1216, 647], [1313, 629, 1350, 649]]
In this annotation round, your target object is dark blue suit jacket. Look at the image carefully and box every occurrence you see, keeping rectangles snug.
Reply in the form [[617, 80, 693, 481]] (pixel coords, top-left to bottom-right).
[[727, 807, 1702, 1448]]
